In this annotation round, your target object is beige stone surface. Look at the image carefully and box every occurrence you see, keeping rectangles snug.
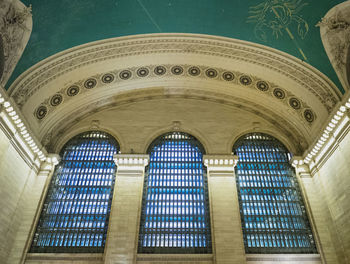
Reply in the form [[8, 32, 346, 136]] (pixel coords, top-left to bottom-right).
[[104, 156, 147, 264], [300, 176, 342, 263], [311, 128, 350, 263], [208, 175, 246, 264], [205, 155, 245, 264], [246, 254, 321, 263], [56, 98, 298, 156], [25, 253, 103, 264], [0, 127, 33, 263]]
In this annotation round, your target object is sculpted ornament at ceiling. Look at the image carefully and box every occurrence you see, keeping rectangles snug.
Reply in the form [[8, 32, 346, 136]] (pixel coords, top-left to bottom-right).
[[318, 1, 350, 91], [0, 0, 32, 86]]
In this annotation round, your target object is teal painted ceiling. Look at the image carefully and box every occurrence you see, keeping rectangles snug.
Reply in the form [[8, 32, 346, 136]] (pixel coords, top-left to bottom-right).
[[8, 0, 345, 92]]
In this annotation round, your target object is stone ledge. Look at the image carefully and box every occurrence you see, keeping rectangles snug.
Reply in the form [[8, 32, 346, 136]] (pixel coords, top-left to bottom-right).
[[246, 254, 321, 262], [26, 253, 103, 262], [137, 253, 213, 262]]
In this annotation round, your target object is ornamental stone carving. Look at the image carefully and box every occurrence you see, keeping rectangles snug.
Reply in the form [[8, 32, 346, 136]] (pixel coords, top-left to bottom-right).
[[9, 34, 341, 112], [318, 1, 350, 91], [0, 0, 32, 86], [33, 64, 317, 125]]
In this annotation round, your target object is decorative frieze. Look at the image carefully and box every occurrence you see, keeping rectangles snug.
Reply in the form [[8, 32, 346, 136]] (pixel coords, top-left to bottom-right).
[[34, 64, 317, 125]]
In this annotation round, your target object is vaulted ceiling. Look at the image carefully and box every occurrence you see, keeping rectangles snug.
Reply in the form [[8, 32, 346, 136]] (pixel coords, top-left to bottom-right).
[[8, 0, 346, 92], [3, 0, 348, 156]]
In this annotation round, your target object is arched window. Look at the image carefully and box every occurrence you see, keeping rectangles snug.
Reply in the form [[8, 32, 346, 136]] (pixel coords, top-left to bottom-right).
[[138, 132, 212, 254], [30, 131, 119, 253], [233, 133, 317, 253]]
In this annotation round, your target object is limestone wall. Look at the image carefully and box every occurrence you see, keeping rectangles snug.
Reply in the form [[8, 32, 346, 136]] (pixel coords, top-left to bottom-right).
[[312, 124, 350, 263], [0, 125, 34, 262]]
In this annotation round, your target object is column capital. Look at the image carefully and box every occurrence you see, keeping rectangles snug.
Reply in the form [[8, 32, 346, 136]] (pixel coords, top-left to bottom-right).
[[290, 156, 312, 178], [38, 153, 61, 177], [45, 154, 61, 165], [114, 154, 149, 174], [203, 155, 238, 168], [203, 155, 238, 176]]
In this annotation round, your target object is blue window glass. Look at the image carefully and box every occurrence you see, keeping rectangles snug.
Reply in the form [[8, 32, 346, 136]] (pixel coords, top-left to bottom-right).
[[234, 133, 317, 253], [30, 131, 119, 253], [138, 132, 212, 254]]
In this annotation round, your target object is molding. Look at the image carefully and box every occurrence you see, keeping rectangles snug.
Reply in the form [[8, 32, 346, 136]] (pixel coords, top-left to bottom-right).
[[45, 89, 307, 155], [37, 153, 60, 177], [204, 155, 238, 176], [309, 113, 350, 176], [0, 89, 50, 172], [0, 111, 38, 171], [301, 93, 350, 174], [0, 85, 47, 166], [26, 253, 103, 262], [137, 254, 213, 262], [114, 154, 149, 175], [246, 254, 321, 262], [32, 64, 316, 125], [204, 154, 238, 167], [9, 34, 341, 112], [291, 156, 312, 178], [142, 126, 210, 155]]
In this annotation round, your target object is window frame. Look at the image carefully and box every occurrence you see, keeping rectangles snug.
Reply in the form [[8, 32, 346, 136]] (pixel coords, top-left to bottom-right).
[[29, 131, 120, 253], [233, 133, 317, 254], [138, 131, 212, 254]]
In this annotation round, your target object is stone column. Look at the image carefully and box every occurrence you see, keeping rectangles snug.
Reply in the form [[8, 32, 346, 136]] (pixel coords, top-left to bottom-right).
[[104, 154, 149, 264], [7, 154, 60, 264], [204, 155, 246, 264], [292, 156, 340, 264]]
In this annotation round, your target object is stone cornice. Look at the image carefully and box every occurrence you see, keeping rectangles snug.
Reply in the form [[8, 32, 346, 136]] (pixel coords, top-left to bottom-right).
[[298, 92, 350, 176], [0, 85, 47, 171], [309, 111, 350, 176]]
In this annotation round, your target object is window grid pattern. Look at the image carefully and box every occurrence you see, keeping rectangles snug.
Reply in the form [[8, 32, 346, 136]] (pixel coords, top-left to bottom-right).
[[138, 132, 212, 254], [234, 133, 317, 254], [30, 131, 119, 253]]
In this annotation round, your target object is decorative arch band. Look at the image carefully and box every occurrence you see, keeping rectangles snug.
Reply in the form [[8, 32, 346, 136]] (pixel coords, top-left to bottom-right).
[[34, 64, 316, 124]]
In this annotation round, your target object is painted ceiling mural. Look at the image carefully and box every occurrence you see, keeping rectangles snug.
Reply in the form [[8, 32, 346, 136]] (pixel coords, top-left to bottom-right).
[[7, 0, 346, 92]]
